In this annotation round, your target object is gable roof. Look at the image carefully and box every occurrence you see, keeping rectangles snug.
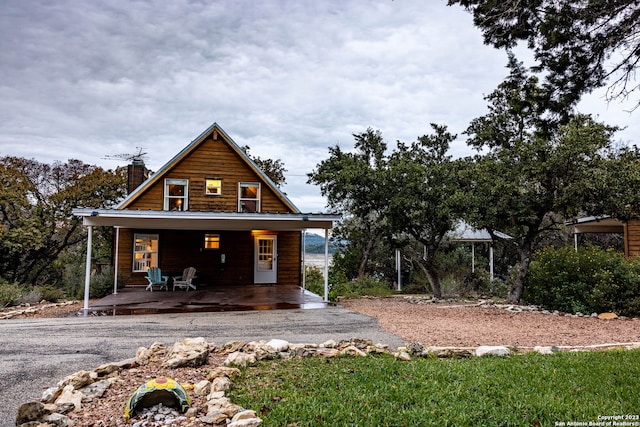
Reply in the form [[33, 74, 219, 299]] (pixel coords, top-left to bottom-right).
[[117, 122, 299, 213]]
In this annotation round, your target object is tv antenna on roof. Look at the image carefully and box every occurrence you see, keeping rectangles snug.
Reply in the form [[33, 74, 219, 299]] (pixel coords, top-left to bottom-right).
[[103, 147, 148, 164]]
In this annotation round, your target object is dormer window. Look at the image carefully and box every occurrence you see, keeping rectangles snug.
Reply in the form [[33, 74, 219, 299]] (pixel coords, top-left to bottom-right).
[[238, 182, 260, 212], [164, 179, 188, 211]]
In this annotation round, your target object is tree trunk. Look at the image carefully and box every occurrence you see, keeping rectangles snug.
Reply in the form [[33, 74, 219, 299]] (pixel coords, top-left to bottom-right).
[[507, 248, 532, 303], [357, 237, 376, 280], [419, 261, 442, 299]]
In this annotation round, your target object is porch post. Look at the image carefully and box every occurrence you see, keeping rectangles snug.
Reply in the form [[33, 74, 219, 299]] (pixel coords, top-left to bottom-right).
[[471, 242, 476, 273], [395, 249, 402, 291], [83, 225, 93, 315], [323, 228, 329, 302], [302, 230, 306, 290], [489, 243, 494, 281], [113, 227, 120, 295]]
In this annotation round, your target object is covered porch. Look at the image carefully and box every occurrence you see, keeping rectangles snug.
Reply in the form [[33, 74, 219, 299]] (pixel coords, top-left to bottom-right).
[[73, 208, 340, 314]]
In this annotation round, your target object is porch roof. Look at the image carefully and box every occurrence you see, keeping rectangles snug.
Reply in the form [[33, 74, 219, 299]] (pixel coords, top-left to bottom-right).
[[567, 215, 624, 234], [73, 208, 341, 231]]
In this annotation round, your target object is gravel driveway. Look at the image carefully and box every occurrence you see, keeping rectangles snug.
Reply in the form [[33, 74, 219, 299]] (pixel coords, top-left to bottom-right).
[[0, 307, 404, 427]]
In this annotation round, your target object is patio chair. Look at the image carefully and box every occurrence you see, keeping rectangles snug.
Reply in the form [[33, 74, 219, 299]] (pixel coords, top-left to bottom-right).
[[173, 267, 197, 291], [145, 267, 168, 291]]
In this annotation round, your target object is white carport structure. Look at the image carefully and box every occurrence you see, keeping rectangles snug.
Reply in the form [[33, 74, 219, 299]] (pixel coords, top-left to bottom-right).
[[73, 208, 341, 314], [448, 222, 511, 281], [567, 215, 624, 251]]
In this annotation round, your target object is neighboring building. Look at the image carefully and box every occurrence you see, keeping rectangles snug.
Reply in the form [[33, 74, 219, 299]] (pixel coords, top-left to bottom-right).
[[74, 123, 339, 295]]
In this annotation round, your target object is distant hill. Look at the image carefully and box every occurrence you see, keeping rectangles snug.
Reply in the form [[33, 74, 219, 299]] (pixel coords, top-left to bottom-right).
[[304, 232, 338, 254]]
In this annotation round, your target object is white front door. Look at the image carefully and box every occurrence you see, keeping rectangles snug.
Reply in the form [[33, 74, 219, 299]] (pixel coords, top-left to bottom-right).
[[254, 235, 277, 283]]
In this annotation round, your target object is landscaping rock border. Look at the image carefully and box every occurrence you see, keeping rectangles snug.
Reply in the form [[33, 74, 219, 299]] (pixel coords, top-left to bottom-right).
[[16, 336, 640, 426]]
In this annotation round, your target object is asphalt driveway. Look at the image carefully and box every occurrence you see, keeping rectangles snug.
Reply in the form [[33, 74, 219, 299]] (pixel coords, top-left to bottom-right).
[[0, 307, 404, 426]]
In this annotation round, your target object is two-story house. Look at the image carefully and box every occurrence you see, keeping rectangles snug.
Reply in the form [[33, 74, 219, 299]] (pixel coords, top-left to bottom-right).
[[73, 123, 339, 310]]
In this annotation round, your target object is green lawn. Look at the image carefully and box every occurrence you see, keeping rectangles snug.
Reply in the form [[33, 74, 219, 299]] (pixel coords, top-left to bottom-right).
[[228, 349, 640, 426]]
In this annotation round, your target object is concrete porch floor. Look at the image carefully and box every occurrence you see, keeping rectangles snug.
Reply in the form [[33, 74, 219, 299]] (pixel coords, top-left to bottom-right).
[[90, 284, 328, 315]]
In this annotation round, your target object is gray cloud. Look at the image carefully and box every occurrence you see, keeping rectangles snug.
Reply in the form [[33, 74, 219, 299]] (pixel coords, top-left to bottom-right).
[[1, 0, 637, 212]]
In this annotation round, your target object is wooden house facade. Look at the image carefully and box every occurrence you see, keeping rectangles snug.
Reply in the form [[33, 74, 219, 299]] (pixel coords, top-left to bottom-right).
[[74, 123, 339, 305]]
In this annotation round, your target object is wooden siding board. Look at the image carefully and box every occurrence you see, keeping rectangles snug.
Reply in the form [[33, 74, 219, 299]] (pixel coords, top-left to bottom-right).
[[127, 137, 291, 213], [116, 229, 302, 287]]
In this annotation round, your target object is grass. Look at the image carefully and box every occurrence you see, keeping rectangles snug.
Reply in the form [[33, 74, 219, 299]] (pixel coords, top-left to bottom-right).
[[228, 349, 640, 426]]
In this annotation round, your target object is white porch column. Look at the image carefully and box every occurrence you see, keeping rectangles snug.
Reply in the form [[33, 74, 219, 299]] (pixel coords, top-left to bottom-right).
[[574, 233, 578, 251], [83, 225, 93, 315], [489, 244, 494, 281], [302, 230, 306, 290], [395, 249, 402, 291], [323, 228, 329, 302], [113, 227, 120, 295], [471, 242, 476, 273]]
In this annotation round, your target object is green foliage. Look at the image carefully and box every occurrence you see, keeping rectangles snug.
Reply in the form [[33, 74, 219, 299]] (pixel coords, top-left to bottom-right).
[[0, 279, 23, 307], [38, 284, 65, 302], [329, 275, 393, 301], [241, 145, 287, 188], [64, 263, 127, 299], [449, 0, 640, 107], [524, 246, 640, 316], [303, 265, 325, 297], [458, 58, 623, 302], [0, 156, 126, 285], [230, 349, 640, 426]]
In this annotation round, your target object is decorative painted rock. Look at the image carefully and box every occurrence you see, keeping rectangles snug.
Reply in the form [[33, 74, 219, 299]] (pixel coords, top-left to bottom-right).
[[124, 377, 190, 419]]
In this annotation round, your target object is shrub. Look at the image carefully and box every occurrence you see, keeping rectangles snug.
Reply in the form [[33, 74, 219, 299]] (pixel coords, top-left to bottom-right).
[[524, 245, 640, 316], [18, 288, 42, 305], [0, 279, 23, 307], [329, 274, 394, 301], [64, 262, 127, 299], [89, 266, 127, 299], [39, 284, 65, 302], [303, 266, 325, 297]]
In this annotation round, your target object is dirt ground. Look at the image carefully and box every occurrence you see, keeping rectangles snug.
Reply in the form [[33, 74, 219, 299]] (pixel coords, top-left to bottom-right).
[[341, 296, 640, 349]]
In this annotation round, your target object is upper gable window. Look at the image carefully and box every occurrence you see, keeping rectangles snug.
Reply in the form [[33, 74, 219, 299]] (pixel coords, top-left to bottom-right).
[[164, 179, 188, 211], [238, 182, 260, 213], [205, 178, 222, 196]]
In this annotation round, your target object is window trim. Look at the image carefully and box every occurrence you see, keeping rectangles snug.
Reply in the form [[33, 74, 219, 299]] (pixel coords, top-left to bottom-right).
[[133, 233, 159, 272], [164, 178, 189, 211], [205, 178, 223, 196], [238, 182, 261, 213]]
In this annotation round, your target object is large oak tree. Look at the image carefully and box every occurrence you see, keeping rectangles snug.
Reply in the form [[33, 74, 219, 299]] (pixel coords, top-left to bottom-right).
[[0, 157, 126, 285], [458, 62, 623, 302]]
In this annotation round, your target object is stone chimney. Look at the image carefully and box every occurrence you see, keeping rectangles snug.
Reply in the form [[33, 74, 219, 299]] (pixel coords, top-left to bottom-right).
[[127, 159, 149, 194]]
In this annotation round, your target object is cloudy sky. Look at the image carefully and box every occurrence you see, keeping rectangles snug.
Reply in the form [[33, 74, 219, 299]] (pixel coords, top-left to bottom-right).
[[1, 0, 638, 212]]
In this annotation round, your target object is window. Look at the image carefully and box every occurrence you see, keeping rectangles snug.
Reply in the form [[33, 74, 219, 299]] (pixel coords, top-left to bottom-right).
[[133, 233, 159, 272], [205, 178, 222, 196], [164, 179, 188, 211], [204, 233, 220, 249], [238, 182, 260, 212]]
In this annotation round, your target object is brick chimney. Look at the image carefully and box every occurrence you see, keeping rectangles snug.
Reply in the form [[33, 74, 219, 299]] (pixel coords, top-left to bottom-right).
[[127, 159, 149, 194]]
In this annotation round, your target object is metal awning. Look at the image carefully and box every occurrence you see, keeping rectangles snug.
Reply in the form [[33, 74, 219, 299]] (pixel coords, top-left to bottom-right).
[[72, 208, 341, 231], [567, 216, 624, 234]]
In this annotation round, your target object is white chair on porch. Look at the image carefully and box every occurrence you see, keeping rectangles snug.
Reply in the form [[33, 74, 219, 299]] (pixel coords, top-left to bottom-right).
[[173, 267, 197, 291]]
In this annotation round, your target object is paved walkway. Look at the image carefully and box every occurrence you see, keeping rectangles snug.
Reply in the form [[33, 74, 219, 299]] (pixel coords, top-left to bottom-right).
[[0, 307, 404, 426]]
